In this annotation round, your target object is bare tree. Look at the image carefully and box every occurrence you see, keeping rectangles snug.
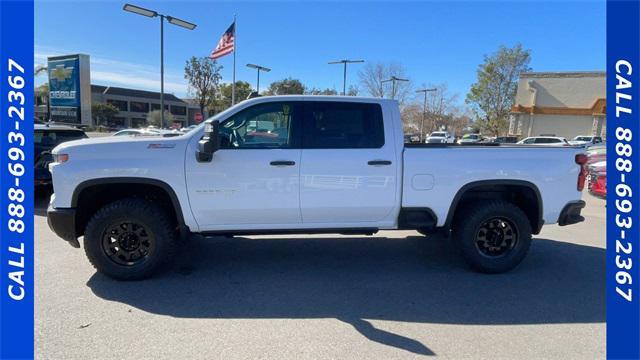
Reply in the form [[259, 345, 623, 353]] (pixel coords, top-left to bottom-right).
[[421, 83, 458, 133], [447, 106, 474, 136], [347, 85, 359, 96], [400, 104, 422, 135], [358, 62, 412, 104], [402, 83, 459, 138]]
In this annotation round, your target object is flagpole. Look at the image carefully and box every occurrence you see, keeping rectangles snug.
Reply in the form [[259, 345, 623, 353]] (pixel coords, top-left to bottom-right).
[[231, 14, 236, 105]]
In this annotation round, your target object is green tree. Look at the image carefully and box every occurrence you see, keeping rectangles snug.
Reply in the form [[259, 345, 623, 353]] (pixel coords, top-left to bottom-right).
[[214, 81, 253, 112], [35, 65, 48, 77], [91, 103, 119, 127], [263, 77, 306, 95], [305, 87, 338, 95], [465, 44, 531, 136], [184, 56, 223, 118], [35, 83, 48, 100], [146, 110, 174, 128]]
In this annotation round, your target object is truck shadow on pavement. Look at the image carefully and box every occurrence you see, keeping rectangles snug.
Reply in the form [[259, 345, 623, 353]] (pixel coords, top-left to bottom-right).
[[86, 234, 605, 356]]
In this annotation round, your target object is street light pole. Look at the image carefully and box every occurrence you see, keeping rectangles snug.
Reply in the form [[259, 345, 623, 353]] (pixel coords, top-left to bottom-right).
[[416, 88, 437, 142], [246, 63, 271, 94], [123, 3, 196, 129], [328, 59, 364, 95], [382, 76, 409, 100]]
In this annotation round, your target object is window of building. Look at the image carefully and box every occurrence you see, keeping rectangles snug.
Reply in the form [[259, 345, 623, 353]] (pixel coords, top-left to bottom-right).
[[170, 105, 186, 116], [303, 102, 384, 148], [131, 118, 146, 128], [107, 99, 128, 112], [130, 101, 149, 113], [109, 117, 126, 128], [150, 103, 169, 111]]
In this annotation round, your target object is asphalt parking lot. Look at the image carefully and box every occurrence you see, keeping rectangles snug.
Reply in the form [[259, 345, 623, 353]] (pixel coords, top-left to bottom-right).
[[34, 190, 605, 359]]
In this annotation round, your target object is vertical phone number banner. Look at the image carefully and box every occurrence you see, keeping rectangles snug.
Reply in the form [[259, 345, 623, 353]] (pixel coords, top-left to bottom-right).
[[607, 0, 640, 359], [0, 0, 35, 359]]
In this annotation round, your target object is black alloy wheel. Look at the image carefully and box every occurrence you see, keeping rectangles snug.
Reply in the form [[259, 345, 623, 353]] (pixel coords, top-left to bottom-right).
[[101, 221, 156, 266], [474, 217, 518, 258]]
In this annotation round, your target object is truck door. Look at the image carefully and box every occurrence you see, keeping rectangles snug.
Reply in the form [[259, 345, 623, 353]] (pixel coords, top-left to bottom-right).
[[186, 101, 303, 230], [299, 101, 397, 224]]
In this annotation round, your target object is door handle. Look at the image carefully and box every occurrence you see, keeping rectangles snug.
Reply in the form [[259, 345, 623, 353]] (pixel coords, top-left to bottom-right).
[[270, 160, 296, 166], [368, 160, 392, 166]]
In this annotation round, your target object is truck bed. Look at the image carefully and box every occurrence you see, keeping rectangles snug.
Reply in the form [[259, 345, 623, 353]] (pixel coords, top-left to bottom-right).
[[401, 145, 584, 227]]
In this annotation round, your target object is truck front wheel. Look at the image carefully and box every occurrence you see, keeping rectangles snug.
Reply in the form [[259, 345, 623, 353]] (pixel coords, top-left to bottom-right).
[[84, 198, 177, 280], [452, 200, 532, 273]]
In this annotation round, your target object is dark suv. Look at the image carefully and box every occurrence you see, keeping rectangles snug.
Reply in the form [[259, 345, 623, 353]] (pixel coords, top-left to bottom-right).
[[35, 124, 88, 186]]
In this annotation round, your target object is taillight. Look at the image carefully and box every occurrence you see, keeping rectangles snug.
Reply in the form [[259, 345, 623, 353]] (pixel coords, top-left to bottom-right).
[[575, 154, 588, 191]]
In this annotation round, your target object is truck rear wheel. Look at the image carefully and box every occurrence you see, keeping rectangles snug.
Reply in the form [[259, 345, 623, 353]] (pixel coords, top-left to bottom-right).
[[84, 198, 177, 280], [452, 200, 532, 273]]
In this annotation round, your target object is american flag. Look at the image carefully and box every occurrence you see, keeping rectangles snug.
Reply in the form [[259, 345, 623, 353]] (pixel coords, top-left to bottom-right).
[[210, 22, 235, 59]]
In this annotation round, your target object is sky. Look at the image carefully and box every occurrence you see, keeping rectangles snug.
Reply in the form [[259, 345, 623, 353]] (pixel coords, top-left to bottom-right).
[[35, 0, 605, 105]]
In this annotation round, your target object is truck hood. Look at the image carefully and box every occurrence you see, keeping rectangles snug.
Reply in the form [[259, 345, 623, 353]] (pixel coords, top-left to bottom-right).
[[51, 134, 188, 156]]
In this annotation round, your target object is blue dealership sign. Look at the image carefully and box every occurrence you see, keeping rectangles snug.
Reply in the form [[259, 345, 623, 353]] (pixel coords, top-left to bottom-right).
[[48, 56, 81, 107], [47, 54, 91, 124]]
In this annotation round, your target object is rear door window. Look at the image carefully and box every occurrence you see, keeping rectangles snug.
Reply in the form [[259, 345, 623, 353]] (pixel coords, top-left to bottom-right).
[[303, 101, 384, 148]]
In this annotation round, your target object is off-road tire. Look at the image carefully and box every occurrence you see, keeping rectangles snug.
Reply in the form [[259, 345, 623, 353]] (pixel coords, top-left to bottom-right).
[[84, 198, 177, 280], [452, 200, 532, 273]]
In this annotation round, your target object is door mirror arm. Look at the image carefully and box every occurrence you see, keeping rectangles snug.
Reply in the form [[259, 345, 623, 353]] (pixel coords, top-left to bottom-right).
[[197, 120, 220, 162]]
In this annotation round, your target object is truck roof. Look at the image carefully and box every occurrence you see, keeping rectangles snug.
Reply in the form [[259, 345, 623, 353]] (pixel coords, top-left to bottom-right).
[[235, 95, 398, 105]]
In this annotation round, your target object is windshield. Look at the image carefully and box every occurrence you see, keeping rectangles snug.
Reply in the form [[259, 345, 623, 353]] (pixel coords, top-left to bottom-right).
[[462, 134, 478, 139], [431, 132, 447, 137], [573, 136, 592, 141]]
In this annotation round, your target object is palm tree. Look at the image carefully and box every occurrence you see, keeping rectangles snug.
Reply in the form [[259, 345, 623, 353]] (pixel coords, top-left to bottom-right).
[[35, 65, 48, 76]]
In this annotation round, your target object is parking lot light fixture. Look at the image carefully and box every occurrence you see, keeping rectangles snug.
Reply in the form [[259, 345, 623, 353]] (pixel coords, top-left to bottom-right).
[[328, 59, 364, 95], [246, 63, 271, 94], [416, 88, 437, 142], [122, 3, 196, 128], [123, 3, 157, 17], [382, 76, 409, 100], [166, 16, 197, 30]]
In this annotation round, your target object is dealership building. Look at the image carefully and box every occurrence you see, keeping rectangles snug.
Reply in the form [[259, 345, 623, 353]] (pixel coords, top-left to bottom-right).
[[37, 84, 202, 128], [510, 71, 606, 139], [91, 85, 201, 128]]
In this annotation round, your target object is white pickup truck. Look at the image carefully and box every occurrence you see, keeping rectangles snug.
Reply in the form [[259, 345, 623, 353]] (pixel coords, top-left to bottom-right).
[[47, 96, 587, 280]]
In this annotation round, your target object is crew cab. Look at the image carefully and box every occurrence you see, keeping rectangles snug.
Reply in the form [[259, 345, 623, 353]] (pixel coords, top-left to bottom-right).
[[47, 96, 587, 280]]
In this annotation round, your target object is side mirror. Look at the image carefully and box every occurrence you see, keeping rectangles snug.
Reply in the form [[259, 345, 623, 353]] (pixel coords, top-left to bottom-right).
[[197, 121, 220, 162]]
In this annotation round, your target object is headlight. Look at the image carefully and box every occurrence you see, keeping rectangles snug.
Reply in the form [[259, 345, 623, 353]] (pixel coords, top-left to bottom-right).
[[53, 153, 69, 163]]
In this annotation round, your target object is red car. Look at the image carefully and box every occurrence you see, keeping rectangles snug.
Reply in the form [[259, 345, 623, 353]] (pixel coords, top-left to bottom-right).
[[588, 160, 606, 198]]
